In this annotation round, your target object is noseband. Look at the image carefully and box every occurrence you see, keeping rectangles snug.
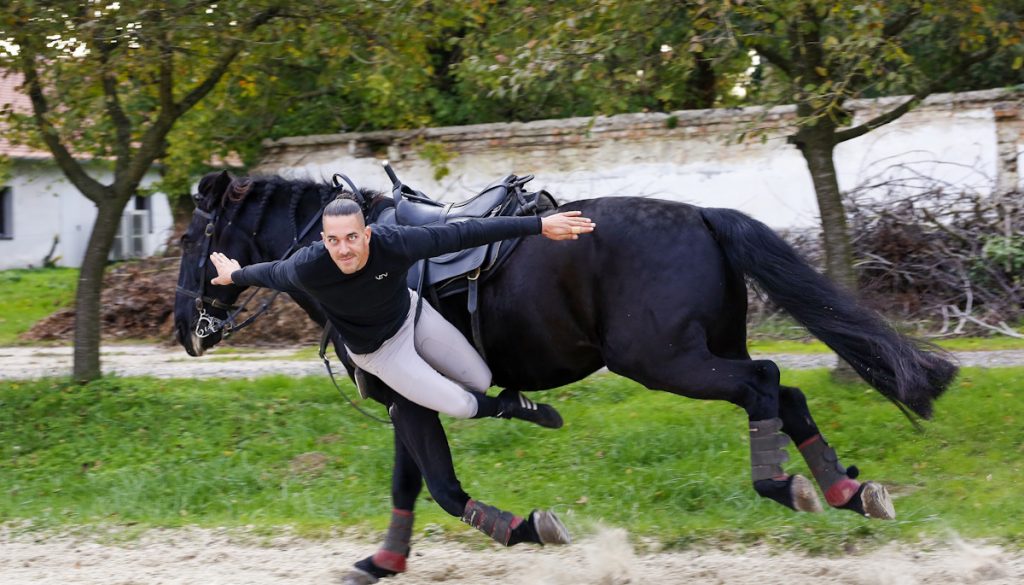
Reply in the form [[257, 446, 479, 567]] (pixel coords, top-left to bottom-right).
[[175, 206, 247, 338]]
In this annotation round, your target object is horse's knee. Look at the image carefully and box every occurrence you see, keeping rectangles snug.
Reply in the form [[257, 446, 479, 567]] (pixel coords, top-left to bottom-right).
[[740, 360, 781, 420]]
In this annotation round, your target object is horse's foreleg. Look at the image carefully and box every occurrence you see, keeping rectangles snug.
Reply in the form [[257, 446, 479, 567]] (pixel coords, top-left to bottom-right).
[[388, 397, 569, 546], [345, 423, 423, 585], [778, 385, 895, 519]]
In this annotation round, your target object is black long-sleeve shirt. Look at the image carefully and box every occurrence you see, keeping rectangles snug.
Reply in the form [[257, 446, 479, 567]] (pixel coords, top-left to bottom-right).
[[231, 216, 542, 353]]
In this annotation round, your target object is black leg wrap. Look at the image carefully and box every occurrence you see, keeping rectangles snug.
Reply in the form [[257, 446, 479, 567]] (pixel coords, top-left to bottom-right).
[[461, 499, 523, 546], [749, 418, 790, 482]]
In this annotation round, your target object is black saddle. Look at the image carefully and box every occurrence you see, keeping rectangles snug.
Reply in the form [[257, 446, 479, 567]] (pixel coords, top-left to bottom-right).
[[395, 178, 513, 226], [383, 174, 554, 293], [378, 166, 556, 357]]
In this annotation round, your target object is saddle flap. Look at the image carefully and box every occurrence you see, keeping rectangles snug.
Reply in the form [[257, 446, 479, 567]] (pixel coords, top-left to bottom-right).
[[406, 245, 490, 290]]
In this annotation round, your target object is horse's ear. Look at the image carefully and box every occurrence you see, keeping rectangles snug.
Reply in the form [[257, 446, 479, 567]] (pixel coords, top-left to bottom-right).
[[196, 170, 233, 209]]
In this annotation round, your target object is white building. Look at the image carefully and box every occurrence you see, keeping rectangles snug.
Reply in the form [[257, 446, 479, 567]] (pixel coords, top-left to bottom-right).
[[0, 72, 174, 270]]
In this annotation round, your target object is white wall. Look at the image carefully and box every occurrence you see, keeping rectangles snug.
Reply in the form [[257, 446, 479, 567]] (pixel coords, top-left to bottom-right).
[[258, 89, 1022, 230], [0, 161, 173, 269]]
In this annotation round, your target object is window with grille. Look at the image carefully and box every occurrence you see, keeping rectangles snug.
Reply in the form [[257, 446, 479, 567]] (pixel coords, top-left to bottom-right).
[[110, 208, 150, 260]]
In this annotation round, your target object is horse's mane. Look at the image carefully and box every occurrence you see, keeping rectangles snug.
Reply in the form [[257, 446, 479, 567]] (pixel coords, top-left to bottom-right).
[[218, 174, 394, 231]]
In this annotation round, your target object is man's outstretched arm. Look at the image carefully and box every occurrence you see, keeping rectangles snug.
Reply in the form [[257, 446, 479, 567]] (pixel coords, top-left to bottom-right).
[[398, 211, 596, 261], [209, 251, 305, 293]]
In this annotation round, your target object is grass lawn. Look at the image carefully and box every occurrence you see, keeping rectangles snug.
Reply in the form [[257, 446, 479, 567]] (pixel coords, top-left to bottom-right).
[[2, 368, 1022, 551], [0, 268, 78, 344]]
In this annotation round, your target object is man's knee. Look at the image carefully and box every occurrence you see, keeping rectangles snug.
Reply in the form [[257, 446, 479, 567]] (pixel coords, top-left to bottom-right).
[[445, 392, 479, 419], [463, 365, 492, 394]]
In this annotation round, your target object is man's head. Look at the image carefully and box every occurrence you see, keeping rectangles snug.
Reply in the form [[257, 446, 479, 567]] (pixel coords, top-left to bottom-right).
[[321, 197, 371, 274]]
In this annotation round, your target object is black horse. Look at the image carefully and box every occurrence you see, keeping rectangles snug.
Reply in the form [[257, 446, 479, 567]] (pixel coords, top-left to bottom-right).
[[174, 170, 956, 583]]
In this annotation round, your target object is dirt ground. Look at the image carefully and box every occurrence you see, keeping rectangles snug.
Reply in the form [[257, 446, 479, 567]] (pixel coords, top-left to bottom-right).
[[1, 524, 1021, 585]]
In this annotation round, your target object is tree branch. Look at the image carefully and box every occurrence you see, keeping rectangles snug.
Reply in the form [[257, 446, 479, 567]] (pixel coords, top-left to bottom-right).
[[749, 42, 794, 78], [174, 6, 283, 116], [882, 7, 921, 39], [94, 32, 132, 173], [123, 5, 284, 189], [833, 44, 999, 144], [16, 51, 107, 202], [156, 12, 175, 113]]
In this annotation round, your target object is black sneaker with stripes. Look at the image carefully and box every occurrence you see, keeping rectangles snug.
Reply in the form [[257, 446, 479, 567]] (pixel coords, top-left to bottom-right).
[[496, 389, 564, 429]]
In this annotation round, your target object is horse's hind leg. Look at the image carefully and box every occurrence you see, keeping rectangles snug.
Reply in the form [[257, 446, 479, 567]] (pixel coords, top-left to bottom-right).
[[778, 385, 895, 519], [606, 348, 821, 514]]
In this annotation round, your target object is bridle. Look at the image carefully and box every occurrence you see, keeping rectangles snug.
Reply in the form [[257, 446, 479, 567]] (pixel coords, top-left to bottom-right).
[[175, 205, 245, 338], [175, 174, 366, 340]]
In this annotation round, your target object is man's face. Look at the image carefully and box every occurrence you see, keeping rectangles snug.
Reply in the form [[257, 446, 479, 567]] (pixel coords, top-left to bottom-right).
[[322, 213, 372, 274]]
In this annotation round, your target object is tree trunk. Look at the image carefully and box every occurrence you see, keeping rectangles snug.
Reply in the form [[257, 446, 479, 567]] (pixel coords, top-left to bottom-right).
[[795, 127, 860, 380], [72, 196, 130, 383], [796, 130, 857, 292]]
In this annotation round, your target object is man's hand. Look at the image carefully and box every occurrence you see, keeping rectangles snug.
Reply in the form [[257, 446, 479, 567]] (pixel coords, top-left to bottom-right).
[[209, 252, 241, 285], [540, 211, 596, 241]]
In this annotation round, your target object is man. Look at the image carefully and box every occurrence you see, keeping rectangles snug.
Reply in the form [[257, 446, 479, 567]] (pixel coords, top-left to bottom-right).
[[211, 197, 594, 580], [208, 196, 596, 427]]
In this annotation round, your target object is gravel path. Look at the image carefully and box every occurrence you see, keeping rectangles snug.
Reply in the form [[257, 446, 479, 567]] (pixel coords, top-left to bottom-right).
[[1, 344, 1021, 380]]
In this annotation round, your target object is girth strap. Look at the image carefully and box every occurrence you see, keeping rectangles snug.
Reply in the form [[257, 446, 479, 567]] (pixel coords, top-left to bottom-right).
[[467, 269, 486, 360]]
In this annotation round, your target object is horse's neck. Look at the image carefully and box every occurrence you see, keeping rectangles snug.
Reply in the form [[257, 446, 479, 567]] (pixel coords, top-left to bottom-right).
[[255, 187, 326, 263]]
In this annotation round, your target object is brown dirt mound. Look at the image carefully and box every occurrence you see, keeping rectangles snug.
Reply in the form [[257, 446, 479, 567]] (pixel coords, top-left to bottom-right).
[[22, 256, 321, 346]]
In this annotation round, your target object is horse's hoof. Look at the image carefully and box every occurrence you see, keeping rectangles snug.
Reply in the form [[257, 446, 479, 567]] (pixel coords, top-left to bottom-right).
[[790, 474, 823, 513], [340, 568, 379, 585], [533, 509, 572, 545], [860, 481, 896, 520]]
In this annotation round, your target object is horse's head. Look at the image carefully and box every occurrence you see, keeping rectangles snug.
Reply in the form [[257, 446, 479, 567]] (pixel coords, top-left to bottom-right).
[[174, 170, 260, 356]]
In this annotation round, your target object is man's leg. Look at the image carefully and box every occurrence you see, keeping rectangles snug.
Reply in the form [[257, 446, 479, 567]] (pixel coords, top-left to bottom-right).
[[412, 295, 563, 429], [348, 321, 480, 418]]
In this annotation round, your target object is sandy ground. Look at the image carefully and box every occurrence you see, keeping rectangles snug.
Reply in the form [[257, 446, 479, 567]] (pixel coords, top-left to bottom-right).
[[2, 525, 1021, 585]]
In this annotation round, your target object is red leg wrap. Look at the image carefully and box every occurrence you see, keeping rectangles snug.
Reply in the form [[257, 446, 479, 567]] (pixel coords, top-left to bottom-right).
[[825, 478, 861, 507], [371, 550, 407, 573]]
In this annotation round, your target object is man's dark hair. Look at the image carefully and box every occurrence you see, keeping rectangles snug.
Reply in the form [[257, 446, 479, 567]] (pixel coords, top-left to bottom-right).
[[324, 197, 365, 221]]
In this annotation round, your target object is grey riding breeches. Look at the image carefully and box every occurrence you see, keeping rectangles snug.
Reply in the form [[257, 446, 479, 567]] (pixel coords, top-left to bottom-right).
[[346, 291, 492, 418]]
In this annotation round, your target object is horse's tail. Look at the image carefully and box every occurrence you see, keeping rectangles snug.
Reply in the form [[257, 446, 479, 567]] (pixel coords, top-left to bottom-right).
[[699, 207, 957, 419]]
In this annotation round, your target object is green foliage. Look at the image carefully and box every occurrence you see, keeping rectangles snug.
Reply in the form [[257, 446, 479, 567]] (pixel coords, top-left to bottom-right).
[[699, 0, 1023, 125], [451, 1, 745, 120], [2, 369, 1023, 549], [417, 141, 456, 181], [0, 268, 78, 344], [981, 235, 1024, 278]]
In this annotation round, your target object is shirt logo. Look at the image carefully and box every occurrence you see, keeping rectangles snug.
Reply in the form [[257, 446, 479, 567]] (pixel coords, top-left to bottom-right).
[[375, 272, 389, 280]]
